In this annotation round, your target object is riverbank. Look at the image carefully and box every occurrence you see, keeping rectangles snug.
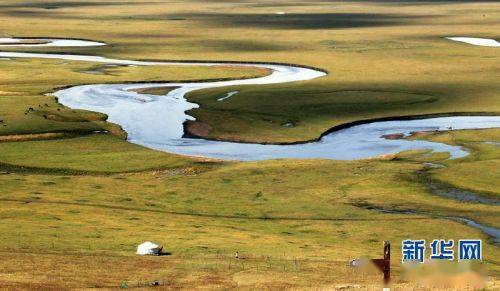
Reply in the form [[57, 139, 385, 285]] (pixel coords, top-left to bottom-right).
[[2, 37, 498, 161], [184, 111, 500, 145]]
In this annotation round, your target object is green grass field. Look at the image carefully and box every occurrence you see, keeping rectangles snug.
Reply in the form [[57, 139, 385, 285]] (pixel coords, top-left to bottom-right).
[[0, 131, 498, 288], [0, 0, 499, 289]]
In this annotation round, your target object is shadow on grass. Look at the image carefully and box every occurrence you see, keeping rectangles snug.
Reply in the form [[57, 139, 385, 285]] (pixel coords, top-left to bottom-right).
[[192, 0, 497, 6], [185, 39, 291, 52], [146, 12, 436, 29], [0, 197, 431, 222], [0, 9, 437, 30], [0, 1, 156, 9]]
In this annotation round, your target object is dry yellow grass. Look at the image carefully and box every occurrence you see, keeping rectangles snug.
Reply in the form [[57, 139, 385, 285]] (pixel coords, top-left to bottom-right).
[[0, 0, 498, 289], [0, 90, 21, 96]]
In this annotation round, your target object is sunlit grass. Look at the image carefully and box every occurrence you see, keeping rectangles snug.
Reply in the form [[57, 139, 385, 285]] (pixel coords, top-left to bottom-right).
[[0, 0, 498, 288]]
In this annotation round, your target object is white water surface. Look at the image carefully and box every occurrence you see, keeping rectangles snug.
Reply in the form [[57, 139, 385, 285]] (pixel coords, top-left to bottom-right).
[[2, 38, 500, 161], [53, 88, 500, 160], [446, 37, 500, 47], [0, 37, 106, 47], [217, 91, 239, 101]]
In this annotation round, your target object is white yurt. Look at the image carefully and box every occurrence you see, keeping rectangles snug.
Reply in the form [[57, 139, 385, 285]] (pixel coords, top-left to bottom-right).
[[136, 241, 162, 255]]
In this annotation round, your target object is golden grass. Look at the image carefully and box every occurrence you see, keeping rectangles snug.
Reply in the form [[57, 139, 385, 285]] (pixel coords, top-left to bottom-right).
[[0, 161, 497, 288], [0, 90, 21, 96], [0, 0, 498, 288], [0, 132, 499, 288]]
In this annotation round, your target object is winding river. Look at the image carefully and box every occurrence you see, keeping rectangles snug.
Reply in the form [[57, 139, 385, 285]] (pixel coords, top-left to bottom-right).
[[1, 37, 499, 241], [1, 37, 499, 161]]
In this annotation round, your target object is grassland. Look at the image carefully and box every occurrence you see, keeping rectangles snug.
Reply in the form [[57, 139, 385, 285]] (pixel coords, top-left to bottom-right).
[[0, 130, 499, 288], [0, 0, 499, 289], [1, 0, 499, 143]]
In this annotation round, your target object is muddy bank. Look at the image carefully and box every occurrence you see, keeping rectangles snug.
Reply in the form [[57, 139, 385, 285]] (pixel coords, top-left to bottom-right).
[[381, 133, 405, 140], [183, 120, 212, 139]]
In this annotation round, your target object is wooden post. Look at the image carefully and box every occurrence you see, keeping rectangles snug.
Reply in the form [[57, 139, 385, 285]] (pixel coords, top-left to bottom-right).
[[383, 241, 390, 284], [371, 241, 391, 284]]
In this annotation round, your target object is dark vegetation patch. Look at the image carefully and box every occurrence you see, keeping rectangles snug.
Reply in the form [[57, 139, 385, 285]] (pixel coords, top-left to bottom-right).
[[74, 64, 128, 76], [0, 161, 205, 176], [185, 39, 290, 52], [158, 12, 435, 29], [0, 2, 156, 19], [350, 199, 417, 215], [0, 1, 154, 9]]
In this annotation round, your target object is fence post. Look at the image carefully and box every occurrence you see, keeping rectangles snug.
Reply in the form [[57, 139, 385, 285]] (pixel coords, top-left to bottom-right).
[[370, 241, 391, 284], [383, 241, 390, 284]]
